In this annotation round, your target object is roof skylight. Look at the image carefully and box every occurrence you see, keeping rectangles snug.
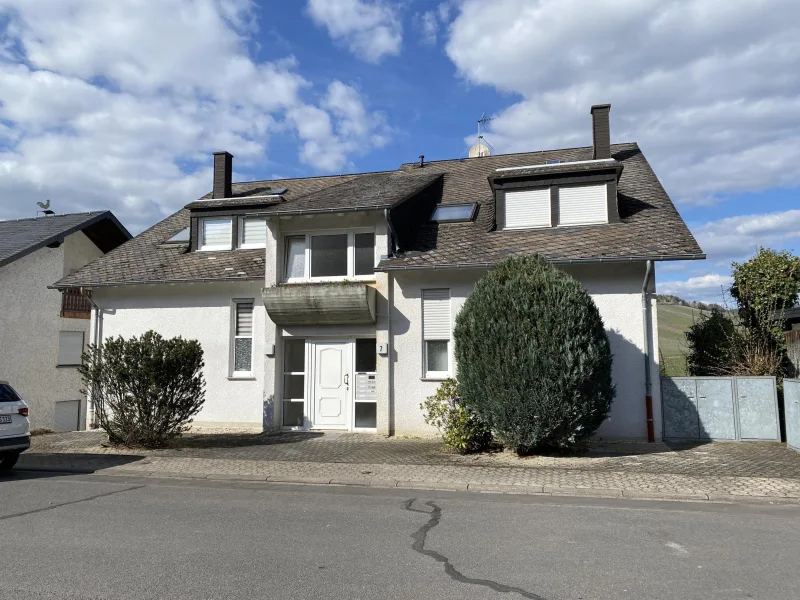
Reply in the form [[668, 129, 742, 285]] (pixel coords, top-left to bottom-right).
[[430, 204, 476, 223], [164, 228, 190, 244]]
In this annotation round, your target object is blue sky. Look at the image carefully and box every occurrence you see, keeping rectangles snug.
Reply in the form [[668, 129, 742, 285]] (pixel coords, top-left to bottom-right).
[[1, 0, 799, 303]]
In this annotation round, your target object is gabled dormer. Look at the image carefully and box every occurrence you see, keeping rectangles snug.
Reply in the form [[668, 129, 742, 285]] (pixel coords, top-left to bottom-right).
[[490, 105, 623, 231]]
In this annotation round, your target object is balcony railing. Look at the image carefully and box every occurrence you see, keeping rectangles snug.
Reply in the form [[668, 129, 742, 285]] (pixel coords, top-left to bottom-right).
[[61, 288, 92, 319]]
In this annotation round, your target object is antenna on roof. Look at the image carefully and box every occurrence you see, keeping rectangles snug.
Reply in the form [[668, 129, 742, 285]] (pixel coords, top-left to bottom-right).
[[36, 199, 55, 216], [469, 113, 493, 158]]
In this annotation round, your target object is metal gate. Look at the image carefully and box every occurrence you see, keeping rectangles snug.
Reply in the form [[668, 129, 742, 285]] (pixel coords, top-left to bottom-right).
[[786, 379, 800, 451], [662, 377, 779, 441]]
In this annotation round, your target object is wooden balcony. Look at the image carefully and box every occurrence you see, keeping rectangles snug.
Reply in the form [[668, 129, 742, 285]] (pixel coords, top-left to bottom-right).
[[61, 288, 92, 319]]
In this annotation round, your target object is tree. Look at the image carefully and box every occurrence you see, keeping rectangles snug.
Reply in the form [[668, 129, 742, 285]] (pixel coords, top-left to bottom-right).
[[731, 247, 800, 331], [79, 331, 206, 448], [453, 256, 614, 454]]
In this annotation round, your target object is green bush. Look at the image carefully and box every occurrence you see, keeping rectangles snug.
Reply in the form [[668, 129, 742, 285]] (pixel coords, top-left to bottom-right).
[[79, 331, 206, 448], [686, 308, 739, 376], [420, 379, 492, 453], [454, 256, 614, 454]]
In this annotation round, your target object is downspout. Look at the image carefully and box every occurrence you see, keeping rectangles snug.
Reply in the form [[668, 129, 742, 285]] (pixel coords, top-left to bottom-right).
[[641, 261, 655, 443], [81, 288, 101, 429]]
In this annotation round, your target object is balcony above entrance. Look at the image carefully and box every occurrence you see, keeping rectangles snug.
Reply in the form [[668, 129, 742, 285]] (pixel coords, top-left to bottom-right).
[[262, 283, 376, 326]]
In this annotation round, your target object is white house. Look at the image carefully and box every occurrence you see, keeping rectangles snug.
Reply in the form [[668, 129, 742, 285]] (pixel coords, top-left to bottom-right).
[[0, 212, 130, 431], [55, 105, 704, 441]]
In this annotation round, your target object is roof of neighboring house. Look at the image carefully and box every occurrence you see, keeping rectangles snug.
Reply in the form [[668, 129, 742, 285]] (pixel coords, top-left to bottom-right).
[[0, 211, 131, 270], [54, 142, 703, 288]]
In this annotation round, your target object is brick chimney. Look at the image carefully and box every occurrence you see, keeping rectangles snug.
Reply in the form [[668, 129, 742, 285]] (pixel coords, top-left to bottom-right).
[[212, 151, 233, 199], [590, 104, 611, 160]]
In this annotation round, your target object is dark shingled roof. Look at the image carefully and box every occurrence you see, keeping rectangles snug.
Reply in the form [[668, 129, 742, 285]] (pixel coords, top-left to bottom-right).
[[53, 173, 359, 288], [378, 143, 703, 270], [0, 211, 131, 269], [54, 142, 702, 288]]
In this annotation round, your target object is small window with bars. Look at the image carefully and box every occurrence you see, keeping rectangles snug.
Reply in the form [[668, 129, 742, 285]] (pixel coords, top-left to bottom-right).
[[231, 300, 254, 375]]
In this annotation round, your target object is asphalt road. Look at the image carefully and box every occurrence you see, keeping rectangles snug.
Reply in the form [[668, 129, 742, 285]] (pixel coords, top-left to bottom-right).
[[1, 472, 799, 600]]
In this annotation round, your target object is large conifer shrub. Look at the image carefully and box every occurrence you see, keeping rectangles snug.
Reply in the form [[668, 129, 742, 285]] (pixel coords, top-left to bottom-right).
[[454, 256, 614, 454]]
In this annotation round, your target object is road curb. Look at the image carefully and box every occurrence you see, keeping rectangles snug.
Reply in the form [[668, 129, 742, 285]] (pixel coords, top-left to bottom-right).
[[13, 466, 800, 506]]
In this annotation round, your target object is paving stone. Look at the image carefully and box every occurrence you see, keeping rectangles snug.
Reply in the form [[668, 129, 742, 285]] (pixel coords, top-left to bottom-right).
[[395, 480, 470, 492], [544, 486, 623, 498], [467, 483, 543, 494], [16, 431, 800, 505], [623, 490, 710, 502], [206, 473, 269, 482], [267, 475, 333, 485]]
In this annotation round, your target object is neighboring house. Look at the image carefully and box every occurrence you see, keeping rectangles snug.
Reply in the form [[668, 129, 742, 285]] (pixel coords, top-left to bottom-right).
[[55, 105, 704, 440], [0, 212, 131, 431]]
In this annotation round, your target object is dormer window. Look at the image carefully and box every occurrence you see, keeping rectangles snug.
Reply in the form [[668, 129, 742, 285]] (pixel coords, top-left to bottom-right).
[[504, 188, 552, 229], [558, 184, 608, 226], [430, 203, 477, 223], [199, 218, 232, 251], [239, 217, 267, 249]]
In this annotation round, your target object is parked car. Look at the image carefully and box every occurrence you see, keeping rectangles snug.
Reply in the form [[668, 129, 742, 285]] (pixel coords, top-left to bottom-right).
[[0, 381, 30, 470]]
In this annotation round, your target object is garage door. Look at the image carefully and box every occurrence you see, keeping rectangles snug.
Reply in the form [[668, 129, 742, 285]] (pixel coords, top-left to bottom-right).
[[55, 400, 81, 432]]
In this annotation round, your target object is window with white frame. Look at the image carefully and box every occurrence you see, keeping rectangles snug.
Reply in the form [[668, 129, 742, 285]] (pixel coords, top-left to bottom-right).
[[558, 183, 608, 226], [504, 188, 551, 229], [200, 218, 233, 251], [239, 217, 267, 248], [231, 300, 254, 375], [283, 231, 375, 281], [58, 331, 84, 366], [282, 338, 305, 427], [422, 289, 451, 378]]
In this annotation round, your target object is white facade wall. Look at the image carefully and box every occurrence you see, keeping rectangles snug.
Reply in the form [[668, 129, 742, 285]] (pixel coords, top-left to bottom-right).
[[0, 231, 102, 430], [90, 281, 267, 428], [389, 262, 661, 440]]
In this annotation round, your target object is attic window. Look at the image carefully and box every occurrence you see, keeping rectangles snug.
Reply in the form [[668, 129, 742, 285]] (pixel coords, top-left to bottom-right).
[[430, 204, 476, 223], [163, 228, 190, 244]]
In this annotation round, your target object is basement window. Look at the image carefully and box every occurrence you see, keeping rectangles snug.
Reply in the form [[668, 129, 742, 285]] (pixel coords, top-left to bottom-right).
[[430, 203, 476, 223]]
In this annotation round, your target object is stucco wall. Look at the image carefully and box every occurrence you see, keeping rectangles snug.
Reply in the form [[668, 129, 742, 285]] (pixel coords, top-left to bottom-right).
[[389, 262, 661, 440], [91, 281, 267, 427], [0, 230, 102, 430], [264, 212, 390, 431]]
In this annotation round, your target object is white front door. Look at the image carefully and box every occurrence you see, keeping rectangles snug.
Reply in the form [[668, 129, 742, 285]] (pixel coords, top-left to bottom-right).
[[311, 341, 349, 429]]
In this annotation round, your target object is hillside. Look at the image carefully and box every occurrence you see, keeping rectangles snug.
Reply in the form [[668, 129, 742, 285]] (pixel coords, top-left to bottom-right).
[[657, 302, 708, 376]]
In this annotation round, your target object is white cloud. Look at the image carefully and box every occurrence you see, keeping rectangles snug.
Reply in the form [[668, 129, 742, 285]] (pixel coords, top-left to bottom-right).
[[0, 0, 391, 232], [659, 273, 733, 304], [689, 209, 800, 269], [289, 81, 391, 172], [414, 11, 439, 45], [444, 0, 800, 204], [306, 0, 402, 63]]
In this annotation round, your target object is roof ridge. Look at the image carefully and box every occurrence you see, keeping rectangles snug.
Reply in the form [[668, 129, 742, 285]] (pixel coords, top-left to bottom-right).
[[0, 210, 107, 224], [400, 142, 639, 167], [230, 169, 394, 188]]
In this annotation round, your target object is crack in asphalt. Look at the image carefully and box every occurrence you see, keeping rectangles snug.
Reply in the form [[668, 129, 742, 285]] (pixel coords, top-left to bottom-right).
[[404, 498, 546, 599], [0, 485, 146, 521]]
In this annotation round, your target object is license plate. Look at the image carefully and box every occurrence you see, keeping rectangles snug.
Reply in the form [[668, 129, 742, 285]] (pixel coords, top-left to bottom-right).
[[0, 416, 11, 424]]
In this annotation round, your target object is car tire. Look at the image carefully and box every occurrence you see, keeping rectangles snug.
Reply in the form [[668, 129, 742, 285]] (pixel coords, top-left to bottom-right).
[[0, 452, 20, 471]]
